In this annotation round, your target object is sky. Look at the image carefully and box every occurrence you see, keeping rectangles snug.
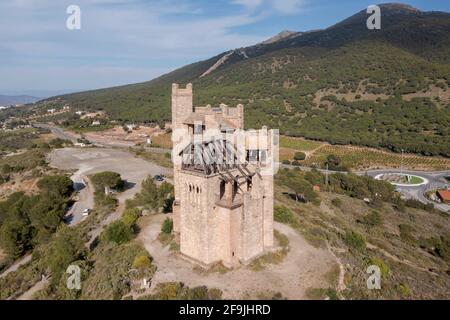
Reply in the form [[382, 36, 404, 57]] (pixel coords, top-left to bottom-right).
[[0, 0, 449, 96]]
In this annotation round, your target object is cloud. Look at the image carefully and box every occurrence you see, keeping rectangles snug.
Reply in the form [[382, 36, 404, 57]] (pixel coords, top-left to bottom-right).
[[232, 0, 306, 14], [0, 0, 305, 92], [270, 0, 306, 14], [232, 0, 264, 10]]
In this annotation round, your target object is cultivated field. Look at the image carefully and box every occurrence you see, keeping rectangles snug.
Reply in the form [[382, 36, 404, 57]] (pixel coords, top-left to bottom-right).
[[280, 136, 450, 171]]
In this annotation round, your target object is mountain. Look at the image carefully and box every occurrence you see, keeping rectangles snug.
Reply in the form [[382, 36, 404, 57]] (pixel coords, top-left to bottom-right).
[[0, 95, 41, 106], [37, 3, 450, 157]]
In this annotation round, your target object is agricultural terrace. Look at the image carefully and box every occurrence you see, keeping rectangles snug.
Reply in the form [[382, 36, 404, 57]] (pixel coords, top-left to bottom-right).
[[280, 136, 450, 171]]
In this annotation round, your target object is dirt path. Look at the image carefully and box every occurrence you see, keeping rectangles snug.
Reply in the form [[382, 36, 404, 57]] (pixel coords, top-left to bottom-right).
[[137, 214, 337, 299], [16, 280, 47, 300], [0, 254, 32, 279]]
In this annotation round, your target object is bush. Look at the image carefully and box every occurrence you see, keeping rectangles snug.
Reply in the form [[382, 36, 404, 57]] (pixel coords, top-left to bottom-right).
[[90, 171, 124, 193], [399, 224, 415, 242], [343, 230, 366, 252], [435, 234, 450, 261], [133, 255, 152, 269], [161, 218, 173, 234], [368, 257, 390, 278], [331, 198, 342, 208], [361, 211, 383, 228], [122, 208, 141, 227], [293, 152, 306, 161], [37, 175, 74, 197], [140, 282, 222, 300], [102, 221, 133, 244]]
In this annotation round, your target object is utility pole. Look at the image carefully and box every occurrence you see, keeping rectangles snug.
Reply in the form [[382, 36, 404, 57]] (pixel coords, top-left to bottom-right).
[[325, 163, 329, 192]]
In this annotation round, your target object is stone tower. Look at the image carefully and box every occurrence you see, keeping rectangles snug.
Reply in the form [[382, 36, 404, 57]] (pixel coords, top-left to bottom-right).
[[171, 83, 274, 268]]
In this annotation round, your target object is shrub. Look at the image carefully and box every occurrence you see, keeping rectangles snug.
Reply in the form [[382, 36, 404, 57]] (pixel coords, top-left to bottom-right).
[[343, 230, 366, 252], [122, 208, 141, 227], [397, 283, 411, 297], [102, 221, 133, 244], [331, 198, 342, 208], [368, 257, 390, 278], [435, 234, 450, 261], [274, 206, 297, 226], [161, 218, 173, 234], [399, 224, 415, 242], [90, 171, 124, 193], [133, 255, 152, 269], [37, 175, 74, 197], [293, 152, 306, 161], [361, 211, 383, 228]]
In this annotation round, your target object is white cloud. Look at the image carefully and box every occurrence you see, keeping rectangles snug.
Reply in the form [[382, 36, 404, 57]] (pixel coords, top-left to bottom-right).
[[270, 0, 306, 14], [0, 0, 304, 91], [232, 0, 306, 14], [232, 0, 264, 10]]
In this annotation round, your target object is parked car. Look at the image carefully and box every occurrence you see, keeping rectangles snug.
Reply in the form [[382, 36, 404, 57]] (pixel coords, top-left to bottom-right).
[[154, 175, 164, 182], [82, 208, 91, 216]]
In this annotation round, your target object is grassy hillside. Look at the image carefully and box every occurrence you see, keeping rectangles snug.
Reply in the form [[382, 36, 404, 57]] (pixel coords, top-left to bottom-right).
[[34, 3, 450, 157]]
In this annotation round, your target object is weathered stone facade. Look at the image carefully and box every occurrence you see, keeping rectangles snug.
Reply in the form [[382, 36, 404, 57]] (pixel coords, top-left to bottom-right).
[[171, 83, 274, 268]]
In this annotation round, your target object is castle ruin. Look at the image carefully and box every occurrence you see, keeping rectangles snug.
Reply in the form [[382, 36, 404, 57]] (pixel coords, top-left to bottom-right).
[[171, 83, 275, 268]]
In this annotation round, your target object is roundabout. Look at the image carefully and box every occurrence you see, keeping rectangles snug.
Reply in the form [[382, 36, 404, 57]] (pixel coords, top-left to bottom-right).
[[374, 173, 429, 187]]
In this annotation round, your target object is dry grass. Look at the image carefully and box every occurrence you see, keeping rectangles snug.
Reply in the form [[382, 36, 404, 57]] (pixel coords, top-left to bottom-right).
[[274, 183, 450, 299], [151, 133, 172, 149]]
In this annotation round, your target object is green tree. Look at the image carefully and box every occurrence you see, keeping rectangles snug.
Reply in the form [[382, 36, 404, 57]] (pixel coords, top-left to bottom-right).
[[122, 208, 141, 227], [90, 171, 124, 193], [103, 221, 133, 244], [37, 175, 74, 197], [46, 226, 86, 285], [0, 215, 31, 257]]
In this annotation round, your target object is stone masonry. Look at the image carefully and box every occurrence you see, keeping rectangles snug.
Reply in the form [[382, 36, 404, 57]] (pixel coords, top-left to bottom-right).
[[171, 83, 274, 268]]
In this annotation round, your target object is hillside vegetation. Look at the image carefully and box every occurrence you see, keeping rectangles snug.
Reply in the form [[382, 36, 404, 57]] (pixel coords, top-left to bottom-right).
[[32, 4, 450, 157]]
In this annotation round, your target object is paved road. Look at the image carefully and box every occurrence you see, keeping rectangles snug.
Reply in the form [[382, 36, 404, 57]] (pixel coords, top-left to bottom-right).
[[32, 123, 80, 143], [65, 172, 94, 226], [363, 169, 450, 212], [282, 164, 450, 212], [36, 123, 450, 213], [49, 147, 172, 241]]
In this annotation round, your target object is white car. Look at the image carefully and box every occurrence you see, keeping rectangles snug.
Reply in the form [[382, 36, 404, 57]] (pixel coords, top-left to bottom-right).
[[82, 209, 91, 216]]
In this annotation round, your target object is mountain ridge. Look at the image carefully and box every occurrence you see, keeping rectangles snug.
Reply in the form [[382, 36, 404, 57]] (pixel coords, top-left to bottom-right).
[[32, 2, 450, 157], [0, 95, 41, 106]]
